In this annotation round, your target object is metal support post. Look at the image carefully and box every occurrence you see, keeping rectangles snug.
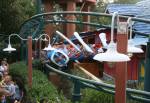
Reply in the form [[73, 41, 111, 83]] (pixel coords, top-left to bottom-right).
[[72, 80, 82, 103], [66, 1, 76, 38], [82, 4, 91, 31], [36, 0, 42, 13], [144, 39, 150, 100], [115, 22, 128, 103], [28, 36, 32, 88]]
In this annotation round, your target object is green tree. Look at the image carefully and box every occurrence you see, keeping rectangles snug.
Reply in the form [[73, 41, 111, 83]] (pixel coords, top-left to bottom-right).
[[0, 0, 36, 36]]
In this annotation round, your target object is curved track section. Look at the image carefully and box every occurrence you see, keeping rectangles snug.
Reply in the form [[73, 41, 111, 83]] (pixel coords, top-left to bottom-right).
[[18, 11, 150, 102], [19, 11, 150, 40], [45, 63, 150, 102]]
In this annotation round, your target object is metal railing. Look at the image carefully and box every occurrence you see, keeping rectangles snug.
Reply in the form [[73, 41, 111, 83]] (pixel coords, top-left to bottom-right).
[[45, 63, 150, 102], [19, 11, 150, 38], [17, 11, 150, 102]]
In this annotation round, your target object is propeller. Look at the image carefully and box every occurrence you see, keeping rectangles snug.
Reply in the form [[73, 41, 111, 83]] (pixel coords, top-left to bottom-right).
[[99, 33, 108, 49], [73, 32, 93, 53]]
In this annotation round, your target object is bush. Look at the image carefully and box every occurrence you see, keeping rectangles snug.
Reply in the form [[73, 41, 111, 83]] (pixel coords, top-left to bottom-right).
[[9, 61, 143, 103], [9, 61, 28, 84], [32, 59, 43, 70], [81, 89, 114, 103], [9, 61, 71, 103]]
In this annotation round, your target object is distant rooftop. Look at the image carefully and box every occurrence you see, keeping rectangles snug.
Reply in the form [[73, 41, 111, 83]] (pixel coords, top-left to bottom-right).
[[136, 0, 150, 16], [105, 4, 142, 16], [105, 0, 150, 38]]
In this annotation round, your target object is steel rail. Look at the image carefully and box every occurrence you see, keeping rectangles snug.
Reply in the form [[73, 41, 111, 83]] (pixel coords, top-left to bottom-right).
[[19, 11, 150, 38], [45, 63, 150, 97]]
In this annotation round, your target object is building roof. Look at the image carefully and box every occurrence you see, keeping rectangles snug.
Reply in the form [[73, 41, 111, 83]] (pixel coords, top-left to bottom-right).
[[105, 4, 142, 16], [135, 0, 150, 36], [106, 1, 150, 40], [136, 0, 150, 15]]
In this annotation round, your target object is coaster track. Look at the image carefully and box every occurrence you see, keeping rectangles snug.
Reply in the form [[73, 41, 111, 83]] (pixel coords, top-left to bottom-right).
[[18, 11, 150, 102], [19, 11, 150, 39], [45, 63, 150, 102]]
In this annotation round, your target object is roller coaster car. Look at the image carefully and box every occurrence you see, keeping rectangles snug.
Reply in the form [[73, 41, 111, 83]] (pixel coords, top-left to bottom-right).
[[47, 29, 105, 68], [47, 48, 69, 67], [47, 28, 146, 69]]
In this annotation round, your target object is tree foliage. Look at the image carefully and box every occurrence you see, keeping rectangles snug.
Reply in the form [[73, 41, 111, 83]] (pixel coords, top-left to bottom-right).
[[0, 0, 36, 35]]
